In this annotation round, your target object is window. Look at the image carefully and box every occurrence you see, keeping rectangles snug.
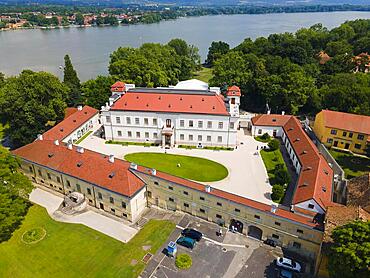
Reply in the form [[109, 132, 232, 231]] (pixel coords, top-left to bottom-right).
[[106, 116, 111, 123], [153, 118, 157, 126], [189, 120, 194, 127], [76, 184, 81, 192], [230, 122, 235, 129], [355, 143, 361, 149], [207, 136, 211, 142], [168, 186, 173, 190], [111, 208, 115, 213], [218, 122, 223, 129], [118, 130, 122, 137], [135, 118, 139, 125], [357, 134, 365, 140], [275, 221, 281, 226], [198, 121, 203, 128], [153, 132, 158, 139], [128, 131, 132, 138], [169, 197, 174, 202], [57, 177, 60, 183], [180, 120, 185, 127], [189, 134, 193, 141], [87, 188, 91, 195], [154, 181, 159, 185], [207, 121, 212, 128], [272, 234, 279, 239], [330, 129, 337, 135], [200, 196, 205, 201], [28, 166, 33, 172], [110, 197, 114, 204], [293, 242, 301, 249], [198, 135, 202, 142], [349, 132, 353, 138], [216, 214, 222, 219], [116, 117, 121, 124], [183, 191, 189, 196], [297, 229, 303, 234], [216, 202, 222, 207], [342, 131, 347, 137], [47, 173, 51, 179], [258, 129, 262, 135], [122, 202, 126, 209], [199, 208, 205, 213], [126, 117, 131, 124], [136, 132, 140, 138], [217, 136, 222, 143], [254, 215, 260, 219], [123, 213, 128, 218], [145, 132, 149, 139], [234, 208, 240, 213], [166, 119, 171, 128], [66, 180, 71, 187], [147, 191, 152, 198], [308, 204, 314, 209], [180, 134, 185, 140], [327, 138, 333, 144], [184, 203, 189, 208], [144, 118, 149, 125]]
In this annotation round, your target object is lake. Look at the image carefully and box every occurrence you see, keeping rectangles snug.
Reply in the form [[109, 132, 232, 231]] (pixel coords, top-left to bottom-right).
[[1, 11, 370, 81]]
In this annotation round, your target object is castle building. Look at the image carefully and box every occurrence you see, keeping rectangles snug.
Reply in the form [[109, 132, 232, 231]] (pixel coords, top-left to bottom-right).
[[101, 80, 240, 148]]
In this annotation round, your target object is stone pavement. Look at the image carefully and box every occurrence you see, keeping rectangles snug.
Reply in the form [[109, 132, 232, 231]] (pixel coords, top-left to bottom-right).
[[79, 128, 274, 205], [29, 188, 138, 243]]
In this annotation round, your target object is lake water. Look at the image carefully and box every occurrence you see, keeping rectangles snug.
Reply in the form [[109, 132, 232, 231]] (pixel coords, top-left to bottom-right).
[[1, 11, 370, 81]]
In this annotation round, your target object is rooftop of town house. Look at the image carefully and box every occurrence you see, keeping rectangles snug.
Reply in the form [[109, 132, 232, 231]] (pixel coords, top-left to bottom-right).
[[42, 105, 98, 142], [226, 85, 241, 97], [317, 109, 370, 135], [12, 140, 145, 198], [252, 114, 334, 211]]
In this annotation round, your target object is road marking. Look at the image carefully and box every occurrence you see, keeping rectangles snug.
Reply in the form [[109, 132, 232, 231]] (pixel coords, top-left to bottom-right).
[[148, 255, 166, 278]]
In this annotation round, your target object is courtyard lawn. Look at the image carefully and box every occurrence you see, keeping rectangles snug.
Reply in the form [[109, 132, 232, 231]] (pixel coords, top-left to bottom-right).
[[193, 67, 213, 83], [329, 149, 370, 179], [75, 130, 93, 144], [124, 152, 228, 182], [0, 205, 175, 278], [260, 149, 286, 182]]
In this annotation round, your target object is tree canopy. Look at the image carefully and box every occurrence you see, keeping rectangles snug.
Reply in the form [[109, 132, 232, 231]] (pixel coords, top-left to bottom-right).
[[328, 220, 370, 278], [81, 75, 114, 110], [206, 41, 230, 66], [63, 54, 81, 107]]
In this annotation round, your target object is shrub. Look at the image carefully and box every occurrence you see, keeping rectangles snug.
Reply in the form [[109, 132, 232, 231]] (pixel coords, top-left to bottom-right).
[[271, 184, 285, 202], [261, 133, 270, 140], [175, 253, 192, 270], [268, 139, 279, 151], [273, 164, 291, 185]]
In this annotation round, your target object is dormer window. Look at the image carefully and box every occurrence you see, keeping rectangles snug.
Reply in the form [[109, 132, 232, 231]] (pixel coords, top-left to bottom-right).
[[77, 162, 83, 167], [109, 172, 115, 179], [272, 119, 276, 122]]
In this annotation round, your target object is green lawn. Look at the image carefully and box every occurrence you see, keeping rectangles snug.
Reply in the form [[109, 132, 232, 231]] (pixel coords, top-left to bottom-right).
[[260, 149, 286, 182], [0, 205, 175, 278], [124, 152, 228, 182], [75, 130, 93, 144], [193, 67, 213, 83], [254, 136, 271, 143], [329, 149, 370, 179]]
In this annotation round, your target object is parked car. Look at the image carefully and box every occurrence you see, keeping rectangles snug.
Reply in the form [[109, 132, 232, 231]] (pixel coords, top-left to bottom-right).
[[278, 269, 294, 278], [181, 228, 203, 241], [276, 257, 302, 272], [176, 236, 196, 249], [264, 238, 277, 247]]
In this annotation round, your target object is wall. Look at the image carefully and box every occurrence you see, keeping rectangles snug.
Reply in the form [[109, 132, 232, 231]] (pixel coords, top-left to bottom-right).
[[63, 113, 99, 144], [251, 125, 284, 138]]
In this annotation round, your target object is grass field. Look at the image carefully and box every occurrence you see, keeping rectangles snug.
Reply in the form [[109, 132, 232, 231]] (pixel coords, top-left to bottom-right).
[[329, 149, 370, 179], [124, 152, 228, 182], [193, 67, 213, 83], [0, 205, 175, 278], [260, 149, 286, 182]]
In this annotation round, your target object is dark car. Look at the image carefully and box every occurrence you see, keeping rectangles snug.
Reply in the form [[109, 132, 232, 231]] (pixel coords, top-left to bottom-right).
[[176, 236, 196, 249], [181, 228, 203, 241], [264, 238, 277, 247]]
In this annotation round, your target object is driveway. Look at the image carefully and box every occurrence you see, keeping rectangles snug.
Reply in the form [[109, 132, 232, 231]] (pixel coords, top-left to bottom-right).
[[79, 128, 274, 205], [29, 188, 138, 243]]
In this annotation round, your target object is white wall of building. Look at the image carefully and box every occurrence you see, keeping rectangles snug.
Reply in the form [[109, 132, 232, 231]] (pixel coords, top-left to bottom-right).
[[63, 113, 99, 144], [251, 125, 284, 137], [294, 200, 325, 214]]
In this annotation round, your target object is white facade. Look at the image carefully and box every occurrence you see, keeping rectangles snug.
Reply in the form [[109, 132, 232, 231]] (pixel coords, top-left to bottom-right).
[[294, 200, 325, 214]]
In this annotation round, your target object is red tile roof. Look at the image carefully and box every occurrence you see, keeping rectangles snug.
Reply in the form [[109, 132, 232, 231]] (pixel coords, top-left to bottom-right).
[[42, 106, 98, 142], [226, 85, 241, 97], [12, 140, 145, 197], [252, 114, 334, 211], [319, 110, 370, 135], [135, 166, 323, 230], [111, 81, 126, 93], [110, 91, 229, 116], [64, 107, 78, 119]]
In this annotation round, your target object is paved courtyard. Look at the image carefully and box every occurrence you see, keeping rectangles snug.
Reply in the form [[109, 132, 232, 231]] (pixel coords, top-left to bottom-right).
[[29, 188, 138, 243], [79, 128, 274, 205]]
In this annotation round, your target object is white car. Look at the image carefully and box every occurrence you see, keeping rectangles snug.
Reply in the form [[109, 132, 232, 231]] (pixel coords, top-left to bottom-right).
[[276, 257, 302, 272]]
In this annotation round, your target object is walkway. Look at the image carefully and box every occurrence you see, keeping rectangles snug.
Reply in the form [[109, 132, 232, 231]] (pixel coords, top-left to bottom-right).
[[29, 188, 138, 243], [79, 129, 274, 205]]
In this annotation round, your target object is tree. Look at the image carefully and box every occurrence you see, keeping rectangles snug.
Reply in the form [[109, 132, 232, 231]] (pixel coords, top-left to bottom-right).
[[63, 54, 81, 107], [75, 13, 84, 26], [328, 220, 370, 278], [325, 40, 353, 57], [273, 164, 291, 185], [81, 75, 114, 109], [0, 70, 68, 147], [268, 139, 280, 151], [0, 72, 4, 87], [206, 41, 230, 66], [271, 184, 284, 202]]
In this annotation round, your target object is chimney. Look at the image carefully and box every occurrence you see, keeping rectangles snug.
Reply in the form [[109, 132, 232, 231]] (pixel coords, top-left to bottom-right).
[[77, 105, 83, 111], [282, 111, 285, 115], [67, 143, 73, 150], [105, 102, 109, 109], [130, 163, 137, 170], [267, 109, 271, 115], [37, 134, 43, 141], [151, 168, 157, 175], [271, 204, 277, 214], [54, 140, 59, 146], [77, 146, 84, 154], [205, 185, 211, 193], [108, 154, 114, 163]]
